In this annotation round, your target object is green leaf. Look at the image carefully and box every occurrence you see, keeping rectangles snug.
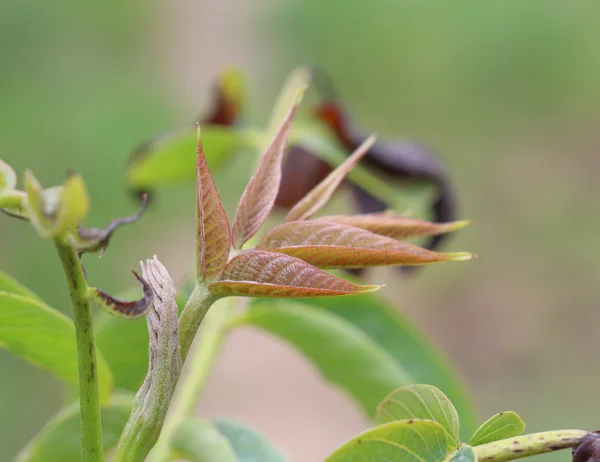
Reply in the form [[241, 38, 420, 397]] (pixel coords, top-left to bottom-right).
[[0, 269, 42, 301], [232, 301, 411, 417], [16, 393, 133, 462], [469, 412, 525, 447], [376, 384, 460, 449], [0, 159, 17, 191], [95, 310, 149, 391], [171, 420, 237, 462], [326, 419, 449, 462], [290, 294, 477, 438], [214, 419, 289, 462], [446, 444, 478, 462], [126, 125, 253, 190], [0, 291, 113, 401]]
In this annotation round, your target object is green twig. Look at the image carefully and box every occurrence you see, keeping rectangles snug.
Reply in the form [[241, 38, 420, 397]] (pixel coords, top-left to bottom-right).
[[54, 236, 104, 462], [148, 297, 234, 462], [178, 283, 219, 360], [474, 430, 589, 462]]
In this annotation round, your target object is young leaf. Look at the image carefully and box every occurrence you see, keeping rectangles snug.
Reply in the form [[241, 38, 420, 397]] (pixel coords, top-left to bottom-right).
[[171, 420, 237, 462], [447, 444, 478, 462], [376, 384, 460, 449], [24, 171, 90, 238], [231, 301, 411, 417], [0, 159, 17, 191], [231, 88, 305, 248], [317, 213, 470, 240], [256, 221, 472, 268], [88, 270, 154, 318], [326, 419, 449, 462], [0, 291, 113, 402], [214, 419, 290, 462], [469, 412, 525, 447], [195, 127, 231, 281], [16, 393, 133, 462], [209, 250, 380, 298], [285, 295, 477, 439], [285, 135, 376, 222]]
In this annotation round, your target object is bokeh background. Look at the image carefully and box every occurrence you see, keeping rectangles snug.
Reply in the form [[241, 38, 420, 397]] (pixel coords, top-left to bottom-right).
[[1, 1, 600, 460]]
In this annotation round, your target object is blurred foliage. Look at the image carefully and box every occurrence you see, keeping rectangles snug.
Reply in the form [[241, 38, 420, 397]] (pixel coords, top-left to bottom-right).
[[265, 2, 600, 461]]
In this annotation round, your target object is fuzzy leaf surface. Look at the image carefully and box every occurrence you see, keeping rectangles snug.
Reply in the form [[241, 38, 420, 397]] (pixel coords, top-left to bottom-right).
[[376, 384, 460, 449], [231, 89, 304, 248], [209, 250, 379, 298], [0, 291, 113, 402], [318, 213, 469, 240], [285, 135, 376, 221], [257, 221, 471, 268], [469, 412, 525, 447], [214, 419, 290, 462], [289, 294, 477, 438], [233, 301, 411, 417], [16, 394, 132, 462], [326, 419, 449, 462], [196, 129, 231, 281]]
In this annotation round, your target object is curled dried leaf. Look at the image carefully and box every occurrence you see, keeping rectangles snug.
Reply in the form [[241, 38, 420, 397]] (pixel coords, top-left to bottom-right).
[[76, 193, 149, 255], [89, 270, 153, 318], [257, 221, 472, 269], [208, 250, 379, 298], [195, 126, 231, 281], [285, 135, 376, 222], [231, 87, 305, 249], [316, 213, 470, 240]]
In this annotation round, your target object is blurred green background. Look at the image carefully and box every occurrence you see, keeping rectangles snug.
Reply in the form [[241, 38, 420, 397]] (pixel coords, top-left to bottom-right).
[[1, 1, 600, 460]]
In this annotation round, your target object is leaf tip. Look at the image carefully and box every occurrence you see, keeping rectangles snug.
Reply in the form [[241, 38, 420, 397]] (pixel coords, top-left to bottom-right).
[[448, 252, 474, 261]]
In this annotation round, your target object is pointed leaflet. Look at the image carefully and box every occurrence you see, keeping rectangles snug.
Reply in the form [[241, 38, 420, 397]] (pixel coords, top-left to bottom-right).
[[285, 135, 376, 222], [376, 384, 460, 449], [196, 126, 231, 281], [231, 88, 305, 248], [469, 412, 525, 447], [317, 213, 470, 240], [256, 221, 472, 268], [208, 250, 379, 298]]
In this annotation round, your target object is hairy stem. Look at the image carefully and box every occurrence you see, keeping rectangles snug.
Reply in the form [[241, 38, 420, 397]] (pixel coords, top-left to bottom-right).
[[148, 297, 234, 462], [54, 236, 104, 462], [474, 430, 589, 462], [178, 283, 219, 360]]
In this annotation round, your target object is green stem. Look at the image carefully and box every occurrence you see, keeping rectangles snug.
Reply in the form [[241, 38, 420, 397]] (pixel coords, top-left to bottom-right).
[[148, 297, 234, 462], [474, 430, 589, 462], [178, 283, 219, 360], [54, 236, 104, 462]]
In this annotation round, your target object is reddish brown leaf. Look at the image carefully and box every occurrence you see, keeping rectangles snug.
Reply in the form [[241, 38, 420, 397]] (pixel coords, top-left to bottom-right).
[[256, 221, 472, 268], [208, 250, 379, 298], [285, 135, 376, 222], [89, 270, 154, 319], [231, 88, 305, 249], [316, 213, 470, 240], [196, 126, 231, 281]]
